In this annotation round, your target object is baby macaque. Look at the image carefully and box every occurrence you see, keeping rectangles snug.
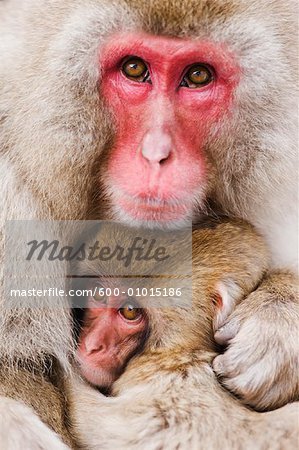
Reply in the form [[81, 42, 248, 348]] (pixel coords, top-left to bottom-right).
[[69, 220, 298, 449], [76, 292, 148, 389]]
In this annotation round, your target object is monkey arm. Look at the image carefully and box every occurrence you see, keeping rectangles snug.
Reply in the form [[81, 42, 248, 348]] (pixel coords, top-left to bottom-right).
[[192, 222, 299, 411], [69, 361, 299, 450], [213, 270, 299, 411], [0, 396, 70, 450]]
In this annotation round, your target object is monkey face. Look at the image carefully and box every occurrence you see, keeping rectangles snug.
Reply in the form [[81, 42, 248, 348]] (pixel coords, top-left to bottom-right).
[[76, 286, 148, 389], [3, 1, 292, 233], [99, 33, 240, 228]]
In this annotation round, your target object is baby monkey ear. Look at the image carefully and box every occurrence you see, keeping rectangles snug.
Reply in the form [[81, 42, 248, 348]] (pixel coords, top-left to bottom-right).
[[212, 279, 243, 334]]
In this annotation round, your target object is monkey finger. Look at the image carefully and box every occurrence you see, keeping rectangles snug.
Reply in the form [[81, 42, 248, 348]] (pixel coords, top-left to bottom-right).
[[212, 354, 226, 375], [221, 374, 259, 404], [212, 354, 242, 378], [219, 362, 274, 408], [222, 364, 297, 411], [215, 361, 296, 410], [214, 319, 240, 345]]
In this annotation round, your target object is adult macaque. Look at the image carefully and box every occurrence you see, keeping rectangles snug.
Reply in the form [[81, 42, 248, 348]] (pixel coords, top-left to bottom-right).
[[0, 0, 298, 447], [69, 222, 298, 449]]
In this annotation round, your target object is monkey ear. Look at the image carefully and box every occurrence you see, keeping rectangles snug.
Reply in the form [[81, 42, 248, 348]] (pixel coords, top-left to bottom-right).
[[213, 279, 242, 332]]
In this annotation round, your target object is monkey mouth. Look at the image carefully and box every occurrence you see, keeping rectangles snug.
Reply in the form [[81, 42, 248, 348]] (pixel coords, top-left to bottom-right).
[[80, 364, 119, 388], [118, 198, 193, 226], [108, 186, 195, 226], [76, 353, 121, 388]]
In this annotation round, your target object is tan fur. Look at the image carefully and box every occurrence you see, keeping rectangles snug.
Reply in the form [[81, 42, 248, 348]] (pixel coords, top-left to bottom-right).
[[0, 0, 298, 446], [69, 222, 299, 449], [0, 396, 70, 450], [0, 363, 74, 448], [213, 271, 299, 410]]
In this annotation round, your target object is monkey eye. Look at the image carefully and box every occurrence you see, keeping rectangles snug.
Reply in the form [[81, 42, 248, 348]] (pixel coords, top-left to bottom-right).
[[181, 64, 213, 89], [92, 287, 107, 305], [121, 57, 150, 83], [118, 300, 143, 321]]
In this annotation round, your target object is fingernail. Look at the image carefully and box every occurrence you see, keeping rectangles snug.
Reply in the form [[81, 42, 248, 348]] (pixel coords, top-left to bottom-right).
[[213, 355, 224, 374]]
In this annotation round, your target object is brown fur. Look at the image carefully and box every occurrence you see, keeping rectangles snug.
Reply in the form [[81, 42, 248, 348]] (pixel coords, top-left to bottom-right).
[[0, 0, 298, 447], [0, 362, 74, 448], [70, 221, 298, 449]]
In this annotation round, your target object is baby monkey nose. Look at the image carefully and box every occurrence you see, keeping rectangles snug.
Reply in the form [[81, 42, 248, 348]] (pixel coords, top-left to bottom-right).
[[141, 130, 172, 164]]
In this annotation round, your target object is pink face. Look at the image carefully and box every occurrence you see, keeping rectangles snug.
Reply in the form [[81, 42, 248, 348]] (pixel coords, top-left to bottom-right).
[[100, 33, 240, 227], [76, 291, 147, 388]]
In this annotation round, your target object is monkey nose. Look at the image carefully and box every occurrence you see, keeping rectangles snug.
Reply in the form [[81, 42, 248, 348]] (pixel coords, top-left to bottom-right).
[[141, 130, 172, 164], [83, 328, 109, 355], [83, 338, 104, 356]]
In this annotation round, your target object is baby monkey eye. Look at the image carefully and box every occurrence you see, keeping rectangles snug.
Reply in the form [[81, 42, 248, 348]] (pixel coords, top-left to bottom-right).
[[181, 64, 213, 88], [119, 301, 142, 321], [121, 57, 150, 82], [91, 285, 107, 304]]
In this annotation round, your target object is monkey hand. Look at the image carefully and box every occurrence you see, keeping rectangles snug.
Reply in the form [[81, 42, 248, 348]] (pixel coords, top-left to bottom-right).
[[212, 272, 299, 411], [0, 396, 70, 450]]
